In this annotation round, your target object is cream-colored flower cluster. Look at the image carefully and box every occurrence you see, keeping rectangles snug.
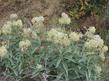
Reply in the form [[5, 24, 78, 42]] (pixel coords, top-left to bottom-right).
[[84, 27, 108, 61], [85, 26, 96, 38], [84, 36, 104, 49], [32, 16, 44, 23], [69, 32, 83, 42], [22, 28, 38, 39], [47, 29, 82, 46], [36, 64, 43, 69], [47, 27, 108, 56], [1, 21, 12, 35], [0, 14, 40, 53], [59, 12, 71, 25], [10, 13, 18, 21], [47, 29, 70, 46], [95, 65, 102, 75], [1, 14, 23, 35], [19, 40, 31, 52], [0, 46, 8, 57], [31, 16, 45, 33], [84, 27, 108, 52]]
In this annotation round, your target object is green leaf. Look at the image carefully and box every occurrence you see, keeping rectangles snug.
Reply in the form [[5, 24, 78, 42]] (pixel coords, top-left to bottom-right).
[[56, 58, 62, 68]]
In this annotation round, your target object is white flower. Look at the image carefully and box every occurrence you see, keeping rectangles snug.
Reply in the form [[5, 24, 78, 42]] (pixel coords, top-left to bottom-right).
[[102, 45, 108, 52], [62, 12, 69, 18], [19, 40, 31, 52], [32, 16, 45, 33], [0, 40, 10, 47], [88, 26, 96, 34], [31, 31, 38, 39], [85, 27, 96, 38], [0, 46, 8, 57], [84, 34, 104, 49], [84, 40, 97, 49], [31, 16, 44, 24], [2, 22, 12, 35], [61, 35, 70, 46], [10, 13, 18, 20], [59, 12, 71, 24], [92, 35, 101, 39], [99, 53, 105, 61], [84, 38, 104, 49], [69, 32, 81, 42], [16, 19, 23, 27], [12, 19, 23, 28], [22, 28, 38, 39], [85, 31, 94, 38], [23, 28, 32, 36], [95, 65, 102, 75], [47, 29, 59, 41], [47, 29, 70, 46], [37, 64, 43, 69]]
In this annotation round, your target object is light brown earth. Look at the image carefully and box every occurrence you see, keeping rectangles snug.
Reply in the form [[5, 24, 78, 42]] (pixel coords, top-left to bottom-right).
[[0, 0, 63, 27]]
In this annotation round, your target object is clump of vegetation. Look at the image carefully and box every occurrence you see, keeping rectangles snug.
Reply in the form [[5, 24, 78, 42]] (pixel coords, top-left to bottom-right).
[[64, 0, 108, 19], [0, 13, 109, 81]]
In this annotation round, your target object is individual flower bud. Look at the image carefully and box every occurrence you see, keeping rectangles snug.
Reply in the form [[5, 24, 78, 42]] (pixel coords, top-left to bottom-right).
[[62, 12, 69, 18], [0, 46, 8, 57], [88, 26, 96, 34], [10, 13, 18, 21], [102, 45, 108, 52], [37, 64, 43, 69], [95, 65, 102, 75], [69, 32, 80, 42], [19, 40, 31, 52], [59, 12, 71, 24]]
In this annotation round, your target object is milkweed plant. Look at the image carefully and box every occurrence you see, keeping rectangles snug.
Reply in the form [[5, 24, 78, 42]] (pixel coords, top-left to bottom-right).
[[0, 13, 108, 81]]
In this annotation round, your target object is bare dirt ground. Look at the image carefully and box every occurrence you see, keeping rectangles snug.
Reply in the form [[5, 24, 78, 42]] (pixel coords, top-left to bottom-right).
[[0, 0, 108, 29], [0, 0, 63, 27]]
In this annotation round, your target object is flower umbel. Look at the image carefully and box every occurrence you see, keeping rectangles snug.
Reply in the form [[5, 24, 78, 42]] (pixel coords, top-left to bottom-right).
[[10, 13, 18, 21], [2, 21, 12, 35], [95, 65, 102, 75], [69, 32, 81, 42], [0, 46, 8, 57], [22, 28, 38, 39], [19, 40, 31, 52], [59, 12, 71, 25], [47, 29, 70, 46]]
